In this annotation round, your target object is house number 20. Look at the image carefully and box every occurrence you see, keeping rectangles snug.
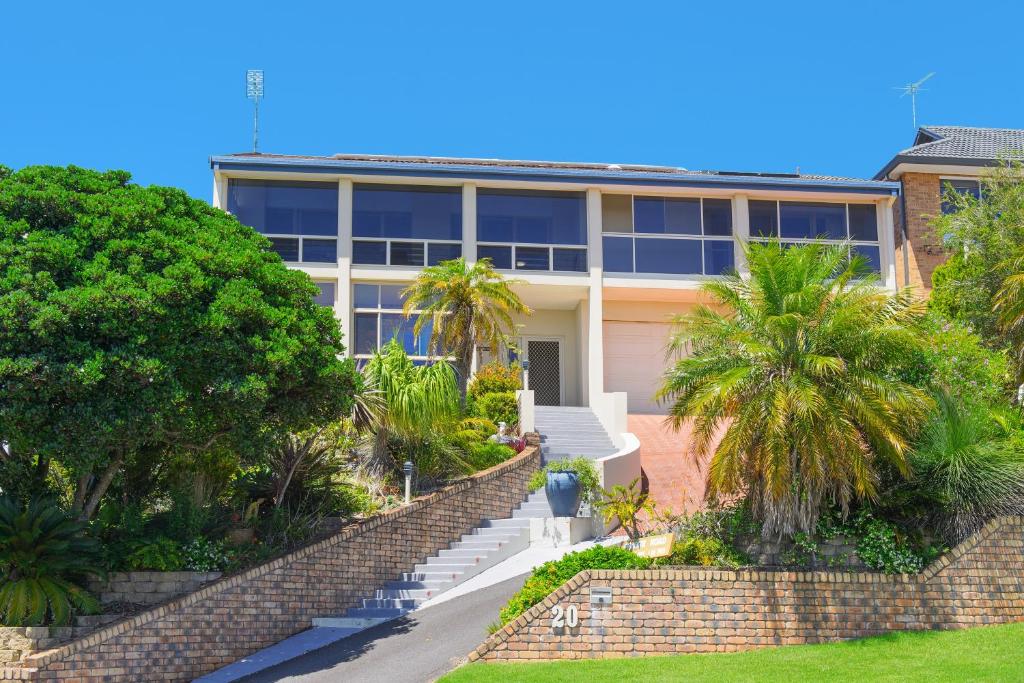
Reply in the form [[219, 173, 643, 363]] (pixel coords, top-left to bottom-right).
[[551, 604, 579, 628]]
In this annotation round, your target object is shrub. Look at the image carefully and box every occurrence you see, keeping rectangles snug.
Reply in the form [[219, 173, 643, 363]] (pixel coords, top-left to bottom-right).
[[465, 442, 516, 471], [905, 394, 1024, 544], [125, 537, 185, 571], [528, 457, 601, 501], [654, 536, 746, 568], [468, 362, 522, 399], [922, 315, 1011, 406], [183, 537, 229, 572], [0, 498, 102, 626], [498, 546, 649, 625], [596, 478, 655, 541], [473, 391, 519, 427]]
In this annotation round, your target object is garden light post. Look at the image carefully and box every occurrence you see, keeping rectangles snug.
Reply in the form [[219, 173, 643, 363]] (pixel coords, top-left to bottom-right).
[[404, 460, 414, 504]]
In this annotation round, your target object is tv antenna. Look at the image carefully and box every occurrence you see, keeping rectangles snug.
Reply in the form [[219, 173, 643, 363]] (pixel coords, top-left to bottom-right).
[[246, 69, 264, 152], [894, 72, 934, 129]]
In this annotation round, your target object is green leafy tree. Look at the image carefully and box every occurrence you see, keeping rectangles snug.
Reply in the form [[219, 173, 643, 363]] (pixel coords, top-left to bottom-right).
[[930, 161, 1024, 353], [659, 241, 933, 538], [401, 258, 530, 402], [0, 498, 102, 626], [0, 165, 359, 519]]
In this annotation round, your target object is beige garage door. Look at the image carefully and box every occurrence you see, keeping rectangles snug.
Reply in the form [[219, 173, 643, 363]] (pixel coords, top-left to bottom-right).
[[603, 321, 677, 414]]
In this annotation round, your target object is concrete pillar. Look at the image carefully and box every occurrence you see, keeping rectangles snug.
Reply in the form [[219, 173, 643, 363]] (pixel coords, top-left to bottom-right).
[[462, 182, 477, 265], [877, 197, 898, 290], [585, 188, 604, 405], [337, 179, 354, 354], [732, 194, 750, 277], [211, 173, 227, 210]]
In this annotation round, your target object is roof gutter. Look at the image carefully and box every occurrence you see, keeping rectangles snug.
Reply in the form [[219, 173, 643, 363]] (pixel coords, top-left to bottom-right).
[[875, 154, 1002, 181], [211, 155, 900, 196]]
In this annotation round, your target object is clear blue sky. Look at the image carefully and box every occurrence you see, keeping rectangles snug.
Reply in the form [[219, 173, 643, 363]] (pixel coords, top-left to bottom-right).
[[5, 1, 1022, 200]]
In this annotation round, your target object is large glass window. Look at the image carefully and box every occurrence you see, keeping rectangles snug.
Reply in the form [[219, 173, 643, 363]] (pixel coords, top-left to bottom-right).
[[749, 200, 779, 237], [780, 202, 846, 240], [352, 184, 462, 267], [750, 200, 882, 272], [351, 283, 433, 360], [228, 180, 338, 263], [635, 238, 702, 274], [313, 281, 336, 307], [601, 195, 734, 276], [941, 178, 982, 215], [478, 190, 586, 245], [634, 197, 701, 235]]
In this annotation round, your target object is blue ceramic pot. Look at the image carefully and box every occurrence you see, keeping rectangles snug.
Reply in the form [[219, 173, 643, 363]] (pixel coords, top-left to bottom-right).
[[545, 471, 582, 517]]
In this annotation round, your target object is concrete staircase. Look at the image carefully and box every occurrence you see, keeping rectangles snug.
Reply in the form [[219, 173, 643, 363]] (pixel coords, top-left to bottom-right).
[[312, 512, 535, 632], [534, 406, 618, 464]]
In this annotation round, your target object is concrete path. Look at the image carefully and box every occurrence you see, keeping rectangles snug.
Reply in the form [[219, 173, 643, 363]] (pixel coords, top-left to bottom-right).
[[238, 573, 526, 683]]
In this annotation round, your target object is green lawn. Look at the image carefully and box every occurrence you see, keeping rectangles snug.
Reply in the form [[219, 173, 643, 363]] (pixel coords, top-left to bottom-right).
[[441, 623, 1024, 682]]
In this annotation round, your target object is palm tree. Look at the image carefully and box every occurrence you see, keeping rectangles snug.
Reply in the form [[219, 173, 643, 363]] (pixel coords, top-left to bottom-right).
[[658, 241, 933, 539], [402, 258, 530, 402]]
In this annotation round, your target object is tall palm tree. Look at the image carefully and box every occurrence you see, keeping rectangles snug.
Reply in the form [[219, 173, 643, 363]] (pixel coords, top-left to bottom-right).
[[658, 241, 933, 538], [402, 258, 530, 401]]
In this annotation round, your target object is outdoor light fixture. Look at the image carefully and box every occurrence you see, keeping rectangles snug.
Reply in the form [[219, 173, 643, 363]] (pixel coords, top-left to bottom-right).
[[403, 460, 414, 504]]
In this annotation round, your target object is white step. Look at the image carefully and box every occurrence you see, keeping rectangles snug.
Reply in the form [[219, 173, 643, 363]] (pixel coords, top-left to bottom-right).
[[312, 616, 392, 629]]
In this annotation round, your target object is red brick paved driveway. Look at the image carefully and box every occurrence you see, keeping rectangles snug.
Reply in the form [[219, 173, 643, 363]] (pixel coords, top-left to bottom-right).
[[627, 414, 717, 517]]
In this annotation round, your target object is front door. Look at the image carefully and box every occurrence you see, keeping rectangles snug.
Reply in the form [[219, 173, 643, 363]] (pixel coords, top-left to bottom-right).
[[525, 338, 562, 406]]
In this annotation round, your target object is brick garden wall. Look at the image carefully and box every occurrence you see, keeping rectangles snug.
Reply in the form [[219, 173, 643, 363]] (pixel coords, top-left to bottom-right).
[[86, 571, 222, 607], [472, 516, 1024, 662], [2, 445, 540, 682]]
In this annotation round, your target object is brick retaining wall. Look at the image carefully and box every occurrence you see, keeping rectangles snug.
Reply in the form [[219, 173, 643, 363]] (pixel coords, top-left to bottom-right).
[[86, 571, 222, 606], [2, 445, 539, 681], [471, 516, 1024, 662]]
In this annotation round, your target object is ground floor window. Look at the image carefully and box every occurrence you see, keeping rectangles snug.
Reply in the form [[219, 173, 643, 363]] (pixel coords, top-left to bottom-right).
[[352, 283, 433, 361]]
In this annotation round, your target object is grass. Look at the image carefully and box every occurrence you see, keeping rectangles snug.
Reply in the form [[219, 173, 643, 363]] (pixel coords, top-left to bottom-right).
[[440, 622, 1024, 682]]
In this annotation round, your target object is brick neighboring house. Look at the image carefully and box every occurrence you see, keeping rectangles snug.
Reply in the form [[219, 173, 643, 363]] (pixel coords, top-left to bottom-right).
[[875, 125, 1024, 291]]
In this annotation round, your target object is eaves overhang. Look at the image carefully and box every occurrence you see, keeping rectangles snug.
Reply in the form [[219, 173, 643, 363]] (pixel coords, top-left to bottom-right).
[[211, 155, 900, 196]]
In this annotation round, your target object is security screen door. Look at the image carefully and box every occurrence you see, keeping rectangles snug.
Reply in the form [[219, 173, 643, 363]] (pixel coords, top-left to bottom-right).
[[526, 339, 562, 406]]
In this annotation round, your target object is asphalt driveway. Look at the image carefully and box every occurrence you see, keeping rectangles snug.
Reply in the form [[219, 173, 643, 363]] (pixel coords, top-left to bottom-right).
[[240, 573, 528, 683]]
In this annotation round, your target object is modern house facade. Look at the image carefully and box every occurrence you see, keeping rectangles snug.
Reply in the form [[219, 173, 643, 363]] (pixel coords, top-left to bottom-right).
[[210, 153, 900, 418], [875, 125, 1024, 291]]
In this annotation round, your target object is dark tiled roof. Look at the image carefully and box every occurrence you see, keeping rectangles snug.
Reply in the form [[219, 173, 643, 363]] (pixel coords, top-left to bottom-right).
[[899, 126, 1024, 161], [216, 152, 868, 183]]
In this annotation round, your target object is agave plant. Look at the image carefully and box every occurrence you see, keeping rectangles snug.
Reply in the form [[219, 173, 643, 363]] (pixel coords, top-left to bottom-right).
[[0, 497, 102, 626]]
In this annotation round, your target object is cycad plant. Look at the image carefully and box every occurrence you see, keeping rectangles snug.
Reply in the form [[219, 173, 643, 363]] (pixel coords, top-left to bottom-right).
[[659, 241, 933, 538], [402, 258, 530, 402], [908, 393, 1024, 544], [0, 498, 102, 626]]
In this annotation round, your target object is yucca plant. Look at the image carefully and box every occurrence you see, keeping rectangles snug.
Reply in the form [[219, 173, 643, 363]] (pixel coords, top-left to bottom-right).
[[0, 497, 102, 626], [659, 241, 934, 539], [909, 393, 1024, 544], [356, 340, 463, 482]]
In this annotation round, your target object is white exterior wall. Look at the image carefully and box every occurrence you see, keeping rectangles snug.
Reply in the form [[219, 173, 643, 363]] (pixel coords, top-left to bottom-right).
[[211, 166, 898, 414]]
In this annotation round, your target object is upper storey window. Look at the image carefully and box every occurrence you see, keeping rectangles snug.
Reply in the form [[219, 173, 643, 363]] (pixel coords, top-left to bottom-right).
[[941, 179, 982, 215], [477, 190, 587, 272], [353, 184, 462, 267], [750, 200, 881, 271], [227, 180, 338, 263], [601, 195, 734, 276]]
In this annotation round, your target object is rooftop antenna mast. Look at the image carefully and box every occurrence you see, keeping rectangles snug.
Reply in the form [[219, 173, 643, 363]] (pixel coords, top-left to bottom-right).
[[246, 69, 264, 152], [894, 72, 934, 129]]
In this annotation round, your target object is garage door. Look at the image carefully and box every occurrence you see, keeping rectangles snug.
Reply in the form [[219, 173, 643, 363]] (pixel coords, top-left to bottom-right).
[[603, 321, 678, 414]]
